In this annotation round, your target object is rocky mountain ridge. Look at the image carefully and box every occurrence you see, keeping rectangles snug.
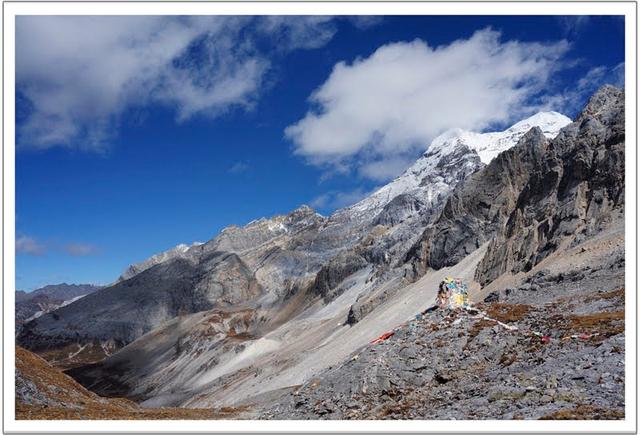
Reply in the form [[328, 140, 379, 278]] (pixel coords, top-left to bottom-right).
[[405, 85, 625, 287], [18, 111, 568, 355], [16, 89, 624, 419], [476, 86, 624, 285], [117, 242, 204, 282], [340, 111, 570, 222]]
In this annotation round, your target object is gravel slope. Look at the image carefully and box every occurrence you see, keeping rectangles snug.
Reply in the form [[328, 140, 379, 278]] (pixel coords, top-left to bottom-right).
[[262, 239, 625, 420]]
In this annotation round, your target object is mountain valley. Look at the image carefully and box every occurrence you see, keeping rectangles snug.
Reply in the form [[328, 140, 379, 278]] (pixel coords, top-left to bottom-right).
[[15, 86, 626, 420]]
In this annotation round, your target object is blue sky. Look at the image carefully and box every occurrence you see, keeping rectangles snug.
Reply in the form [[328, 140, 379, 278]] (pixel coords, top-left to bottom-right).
[[15, 15, 624, 290]]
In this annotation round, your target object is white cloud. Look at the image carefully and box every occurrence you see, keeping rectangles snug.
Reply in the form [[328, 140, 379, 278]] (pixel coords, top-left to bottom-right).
[[17, 16, 204, 150], [228, 161, 250, 174], [541, 62, 625, 114], [16, 235, 46, 255], [286, 28, 569, 181], [577, 66, 608, 89], [63, 243, 99, 256], [358, 156, 418, 182], [258, 16, 337, 50], [557, 16, 591, 36], [611, 62, 626, 87], [347, 16, 384, 30], [16, 233, 101, 256], [16, 16, 365, 150]]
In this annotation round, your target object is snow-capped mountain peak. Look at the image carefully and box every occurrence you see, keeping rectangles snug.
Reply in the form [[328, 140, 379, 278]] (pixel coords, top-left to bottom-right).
[[429, 111, 572, 164], [506, 111, 572, 136], [345, 111, 571, 218]]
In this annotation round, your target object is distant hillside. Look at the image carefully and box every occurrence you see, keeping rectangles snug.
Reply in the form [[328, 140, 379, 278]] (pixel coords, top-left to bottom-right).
[[16, 283, 102, 324]]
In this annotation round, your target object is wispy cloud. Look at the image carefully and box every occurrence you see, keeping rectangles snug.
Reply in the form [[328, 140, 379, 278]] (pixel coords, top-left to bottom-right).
[[556, 16, 591, 36], [16, 235, 46, 255], [347, 15, 384, 30], [358, 156, 418, 182], [286, 28, 569, 181], [16, 234, 100, 257], [228, 161, 250, 174], [541, 62, 625, 114], [258, 16, 338, 51], [16, 16, 379, 151], [62, 243, 99, 257]]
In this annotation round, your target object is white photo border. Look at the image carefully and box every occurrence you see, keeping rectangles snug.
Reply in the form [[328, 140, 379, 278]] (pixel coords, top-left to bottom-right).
[[2, 2, 637, 433]]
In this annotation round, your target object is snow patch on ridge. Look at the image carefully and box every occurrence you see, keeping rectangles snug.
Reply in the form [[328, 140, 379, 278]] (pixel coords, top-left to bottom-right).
[[345, 111, 571, 217], [24, 294, 88, 322], [430, 111, 572, 164]]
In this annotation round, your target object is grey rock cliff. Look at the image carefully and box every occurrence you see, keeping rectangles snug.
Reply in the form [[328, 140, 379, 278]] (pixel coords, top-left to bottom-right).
[[475, 86, 624, 285], [406, 127, 549, 278], [406, 86, 624, 287]]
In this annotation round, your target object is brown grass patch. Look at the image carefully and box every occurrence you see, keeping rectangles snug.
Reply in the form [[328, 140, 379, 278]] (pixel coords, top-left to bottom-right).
[[466, 319, 495, 343], [584, 288, 625, 303], [429, 322, 442, 332], [432, 339, 449, 348], [566, 311, 624, 329], [540, 405, 624, 420], [549, 311, 625, 341], [483, 303, 531, 323], [16, 346, 117, 407], [37, 342, 114, 370], [16, 403, 248, 420]]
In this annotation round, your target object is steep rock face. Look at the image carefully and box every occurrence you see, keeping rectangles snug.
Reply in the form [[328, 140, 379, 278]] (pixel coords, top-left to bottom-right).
[[374, 194, 425, 226], [406, 128, 550, 278], [475, 86, 625, 284], [338, 115, 570, 325], [310, 250, 369, 302], [344, 111, 570, 224], [192, 251, 262, 306], [208, 205, 329, 298], [405, 86, 623, 287]]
